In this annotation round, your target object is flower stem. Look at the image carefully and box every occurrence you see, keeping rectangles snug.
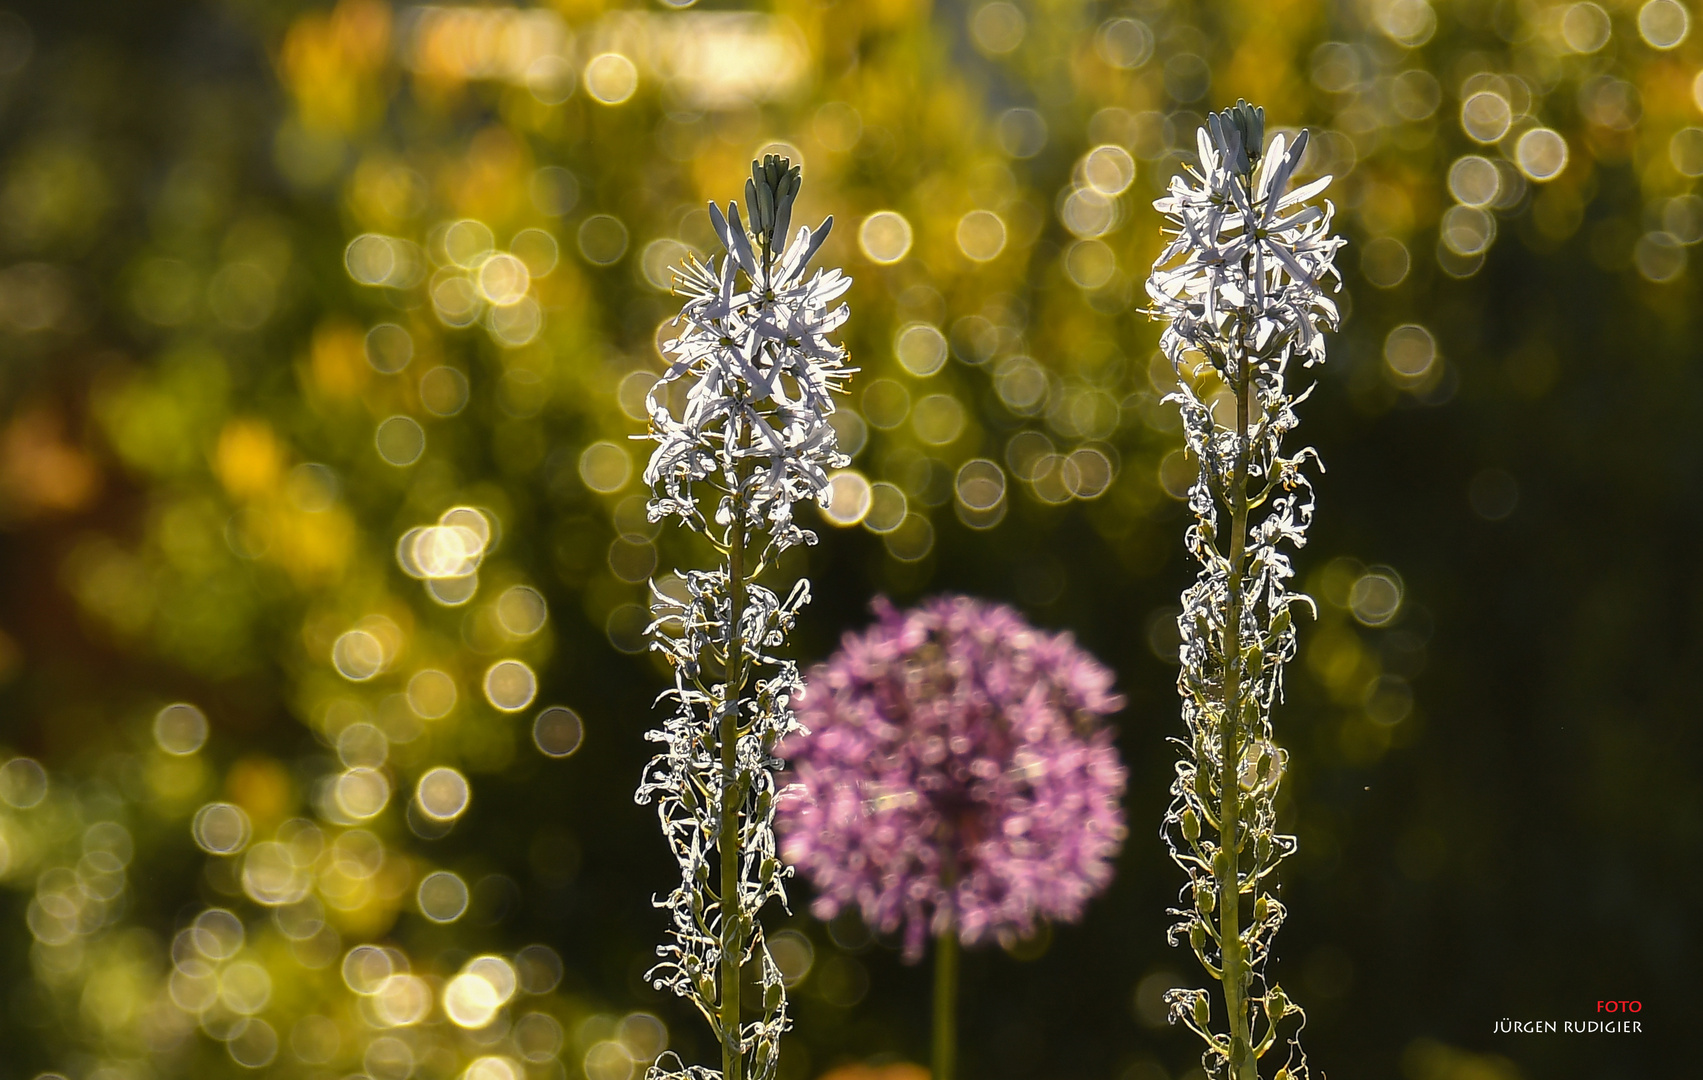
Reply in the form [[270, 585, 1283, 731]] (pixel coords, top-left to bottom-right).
[[1220, 355, 1254, 1080], [721, 480, 749, 1080], [932, 926, 958, 1080]]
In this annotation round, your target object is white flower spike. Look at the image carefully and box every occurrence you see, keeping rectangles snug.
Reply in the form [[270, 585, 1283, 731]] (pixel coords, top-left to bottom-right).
[[636, 155, 851, 1080], [1147, 100, 1343, 1080]]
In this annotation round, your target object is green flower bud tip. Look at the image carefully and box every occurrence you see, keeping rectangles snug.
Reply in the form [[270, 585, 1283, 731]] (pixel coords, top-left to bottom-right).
[[1181, 807, 1201, 843], [744, 155, 803, 245], [745, 177, 763, 228], [1209, 97, 1266, 175]]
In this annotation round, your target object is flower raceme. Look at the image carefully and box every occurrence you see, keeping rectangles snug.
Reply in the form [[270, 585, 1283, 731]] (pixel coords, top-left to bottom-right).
[[635, 156, 851, 1080], [644, 159, 851, 553], [1147, 101, 1344, 1080], [776, 596, 1128, 960], [1148, 103, 1343, 375]]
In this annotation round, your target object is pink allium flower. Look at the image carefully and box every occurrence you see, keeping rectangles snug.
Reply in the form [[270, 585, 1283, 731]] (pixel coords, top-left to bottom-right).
[[777, 595, 1129, 960]]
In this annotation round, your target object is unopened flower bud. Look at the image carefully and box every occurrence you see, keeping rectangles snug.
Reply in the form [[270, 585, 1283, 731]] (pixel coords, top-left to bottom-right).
[[1182, 808, 1201, 843], [1213, 849, 1233, 879], [744, 154, 802, 250]]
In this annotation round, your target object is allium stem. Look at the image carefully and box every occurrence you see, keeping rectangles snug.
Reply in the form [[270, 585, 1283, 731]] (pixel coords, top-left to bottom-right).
[[932, 848, 960, 1080], [932, 926, 959, 1080]]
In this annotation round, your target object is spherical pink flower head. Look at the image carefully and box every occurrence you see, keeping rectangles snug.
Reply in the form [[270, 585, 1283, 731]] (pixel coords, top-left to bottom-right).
[[777, 595, 1128, 960]]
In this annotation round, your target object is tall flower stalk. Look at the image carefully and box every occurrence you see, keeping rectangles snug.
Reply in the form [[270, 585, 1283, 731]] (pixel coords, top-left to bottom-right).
[[636, 157, 851, 1080], [1145, 102, 1344, 1080]]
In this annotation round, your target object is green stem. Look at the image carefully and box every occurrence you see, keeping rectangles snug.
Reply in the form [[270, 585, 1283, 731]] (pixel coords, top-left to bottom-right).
[[716, 229, 784, 1080], [719, 231, 775, 1080], [720, 471, 750, 1080], [1220, 352, 1255, 1080], [932, 926, 958, 1080]]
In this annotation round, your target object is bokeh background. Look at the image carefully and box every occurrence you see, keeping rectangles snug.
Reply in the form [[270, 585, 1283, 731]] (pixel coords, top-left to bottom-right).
[[0, 0, 1696, 1078]]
